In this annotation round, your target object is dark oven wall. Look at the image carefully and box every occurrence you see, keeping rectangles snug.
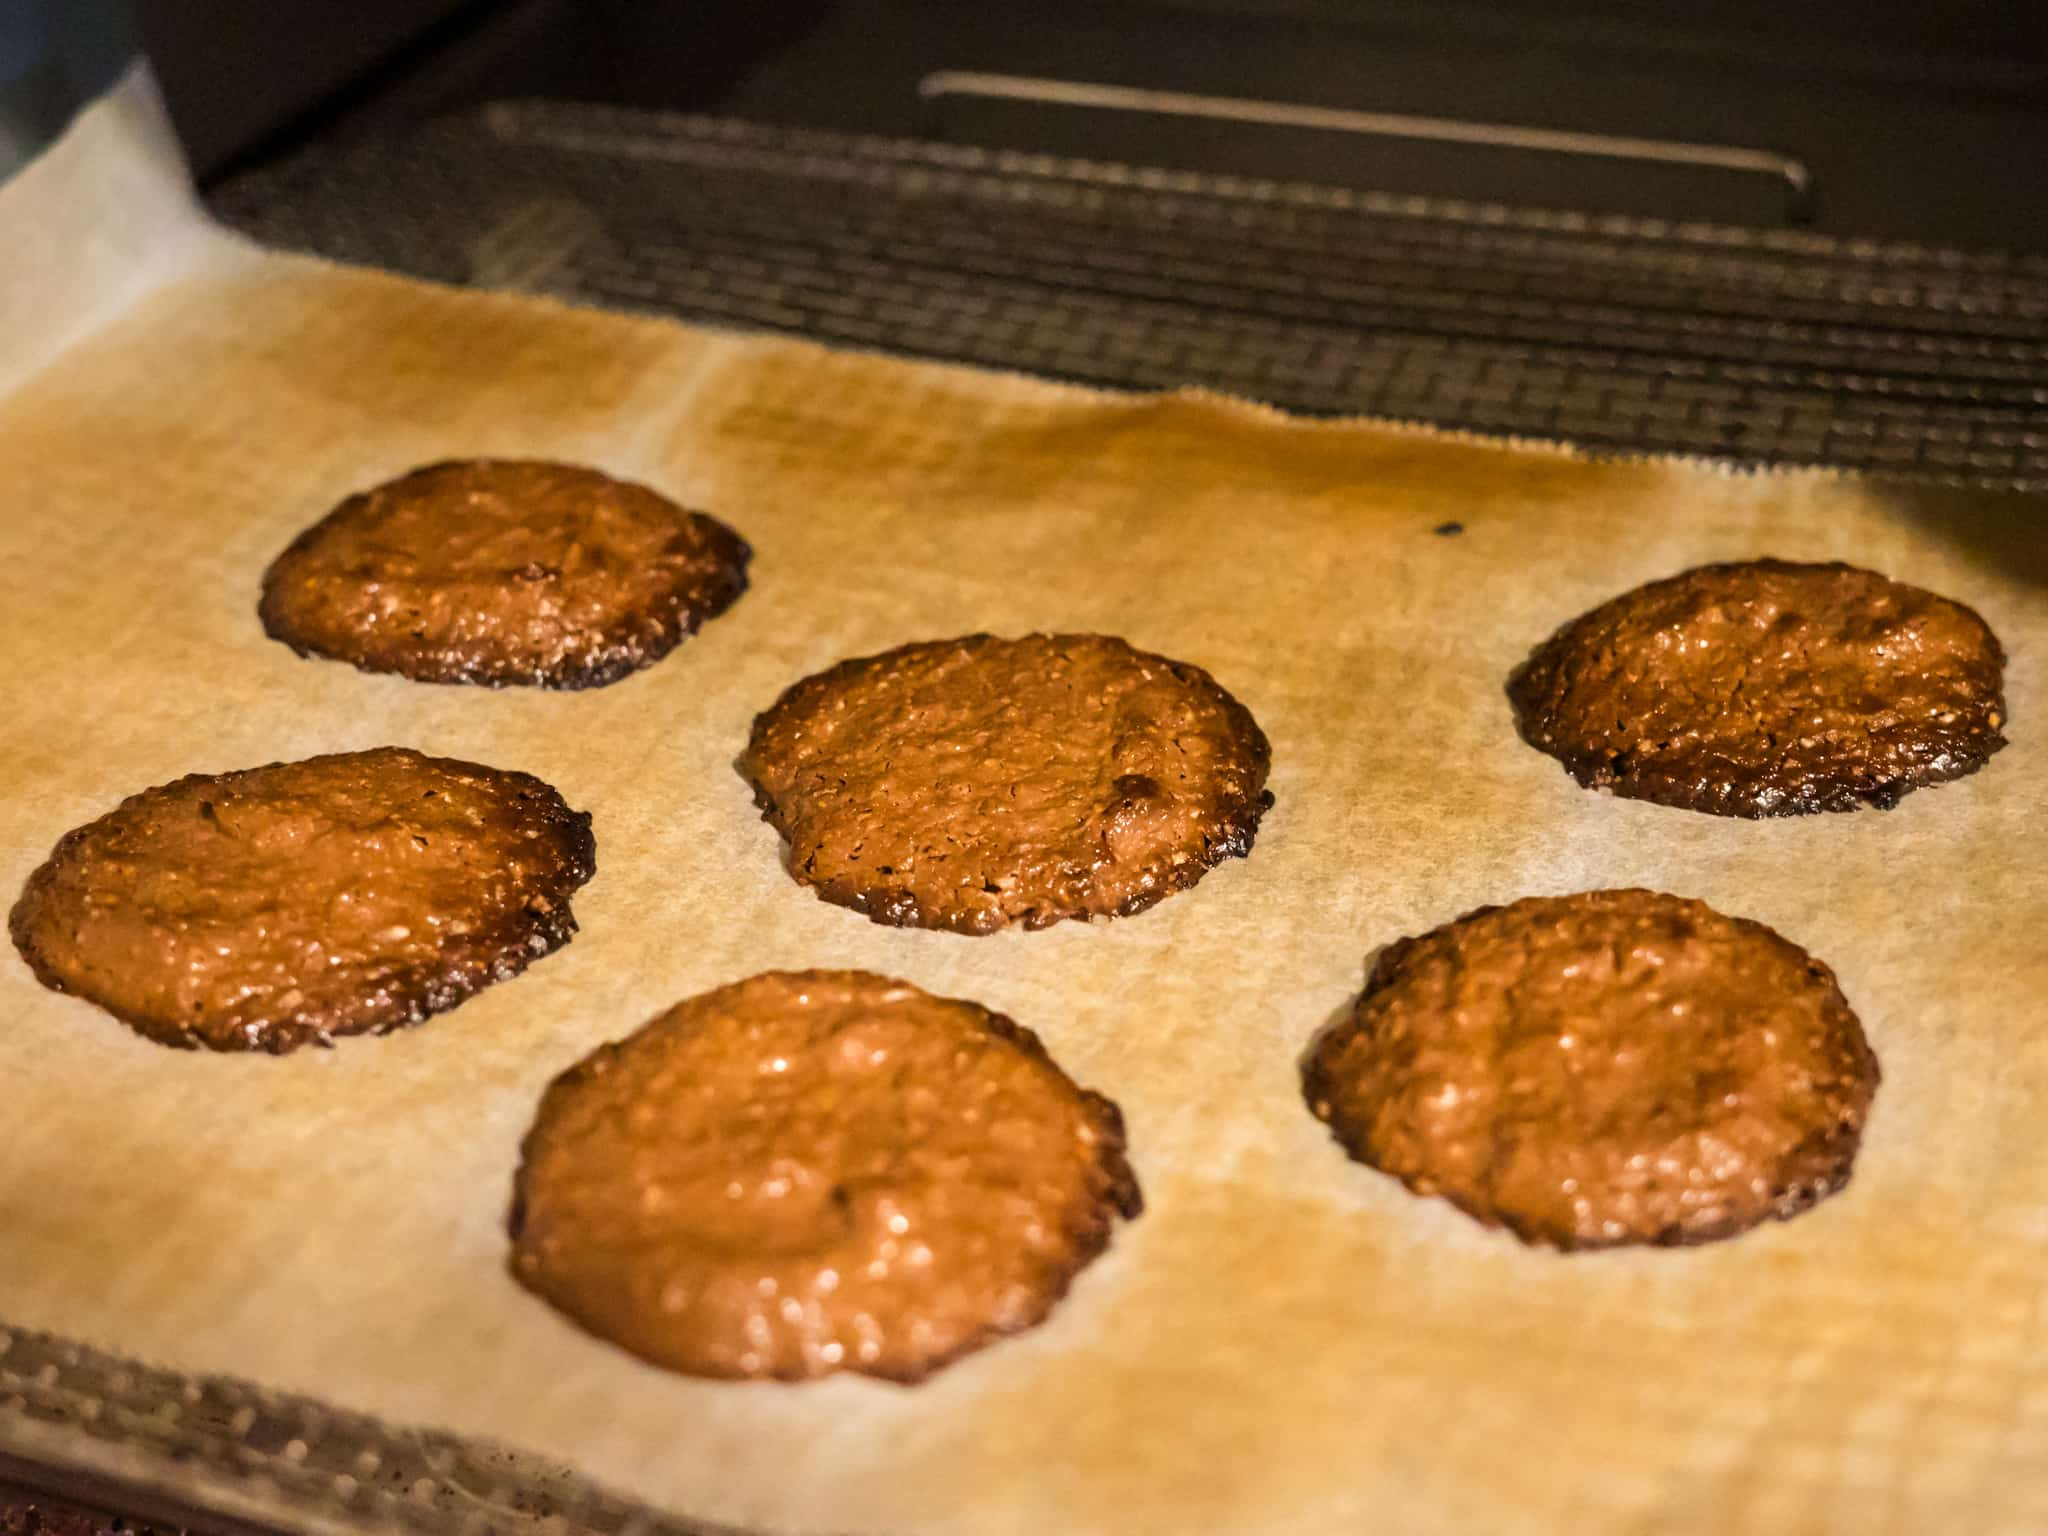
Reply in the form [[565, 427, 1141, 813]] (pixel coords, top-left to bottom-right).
[[144, 0, 2048, 248]]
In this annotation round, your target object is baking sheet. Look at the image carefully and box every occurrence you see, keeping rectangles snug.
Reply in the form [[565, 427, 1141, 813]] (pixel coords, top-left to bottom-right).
[[3, 74, 2046, 1536]]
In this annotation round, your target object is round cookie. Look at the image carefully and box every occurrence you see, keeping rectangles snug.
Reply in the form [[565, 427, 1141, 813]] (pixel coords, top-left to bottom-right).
[[1303, 890, 1879, 1250], [738, 633, 1273, 934], [260, 459, 750, 689], [509, 970, 1142, 1382], [10, 747, 595, 1053], [1508, 559, 2007, 817]]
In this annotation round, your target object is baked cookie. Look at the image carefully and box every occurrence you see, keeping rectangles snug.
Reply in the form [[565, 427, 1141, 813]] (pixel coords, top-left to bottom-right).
[[739, 633, 1273, 934], [10, 747, 595, 1052], [1303, 889, 1879, 1250], [509, 970, 1141, 1382], [1508, 559, 2006, 817], [260, 459, 750, 688]]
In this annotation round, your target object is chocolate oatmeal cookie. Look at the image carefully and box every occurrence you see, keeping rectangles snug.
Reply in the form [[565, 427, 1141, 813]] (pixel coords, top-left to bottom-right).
[[738, 633, 1273, 933], [1508, 559, 2006, 816], [261, 459, 749, 688], [1304, 889, 1880, 1250], [10, 747, 595, 1052], [510, 970, 1141, 1381]]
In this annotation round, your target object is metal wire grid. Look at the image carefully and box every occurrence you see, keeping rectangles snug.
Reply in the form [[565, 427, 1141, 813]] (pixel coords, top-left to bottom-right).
[[207, 101, 2048, 489]]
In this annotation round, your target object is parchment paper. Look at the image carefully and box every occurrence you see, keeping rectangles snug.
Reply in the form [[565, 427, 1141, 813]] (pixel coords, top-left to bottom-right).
[[3, 73, 2045, 1536]]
